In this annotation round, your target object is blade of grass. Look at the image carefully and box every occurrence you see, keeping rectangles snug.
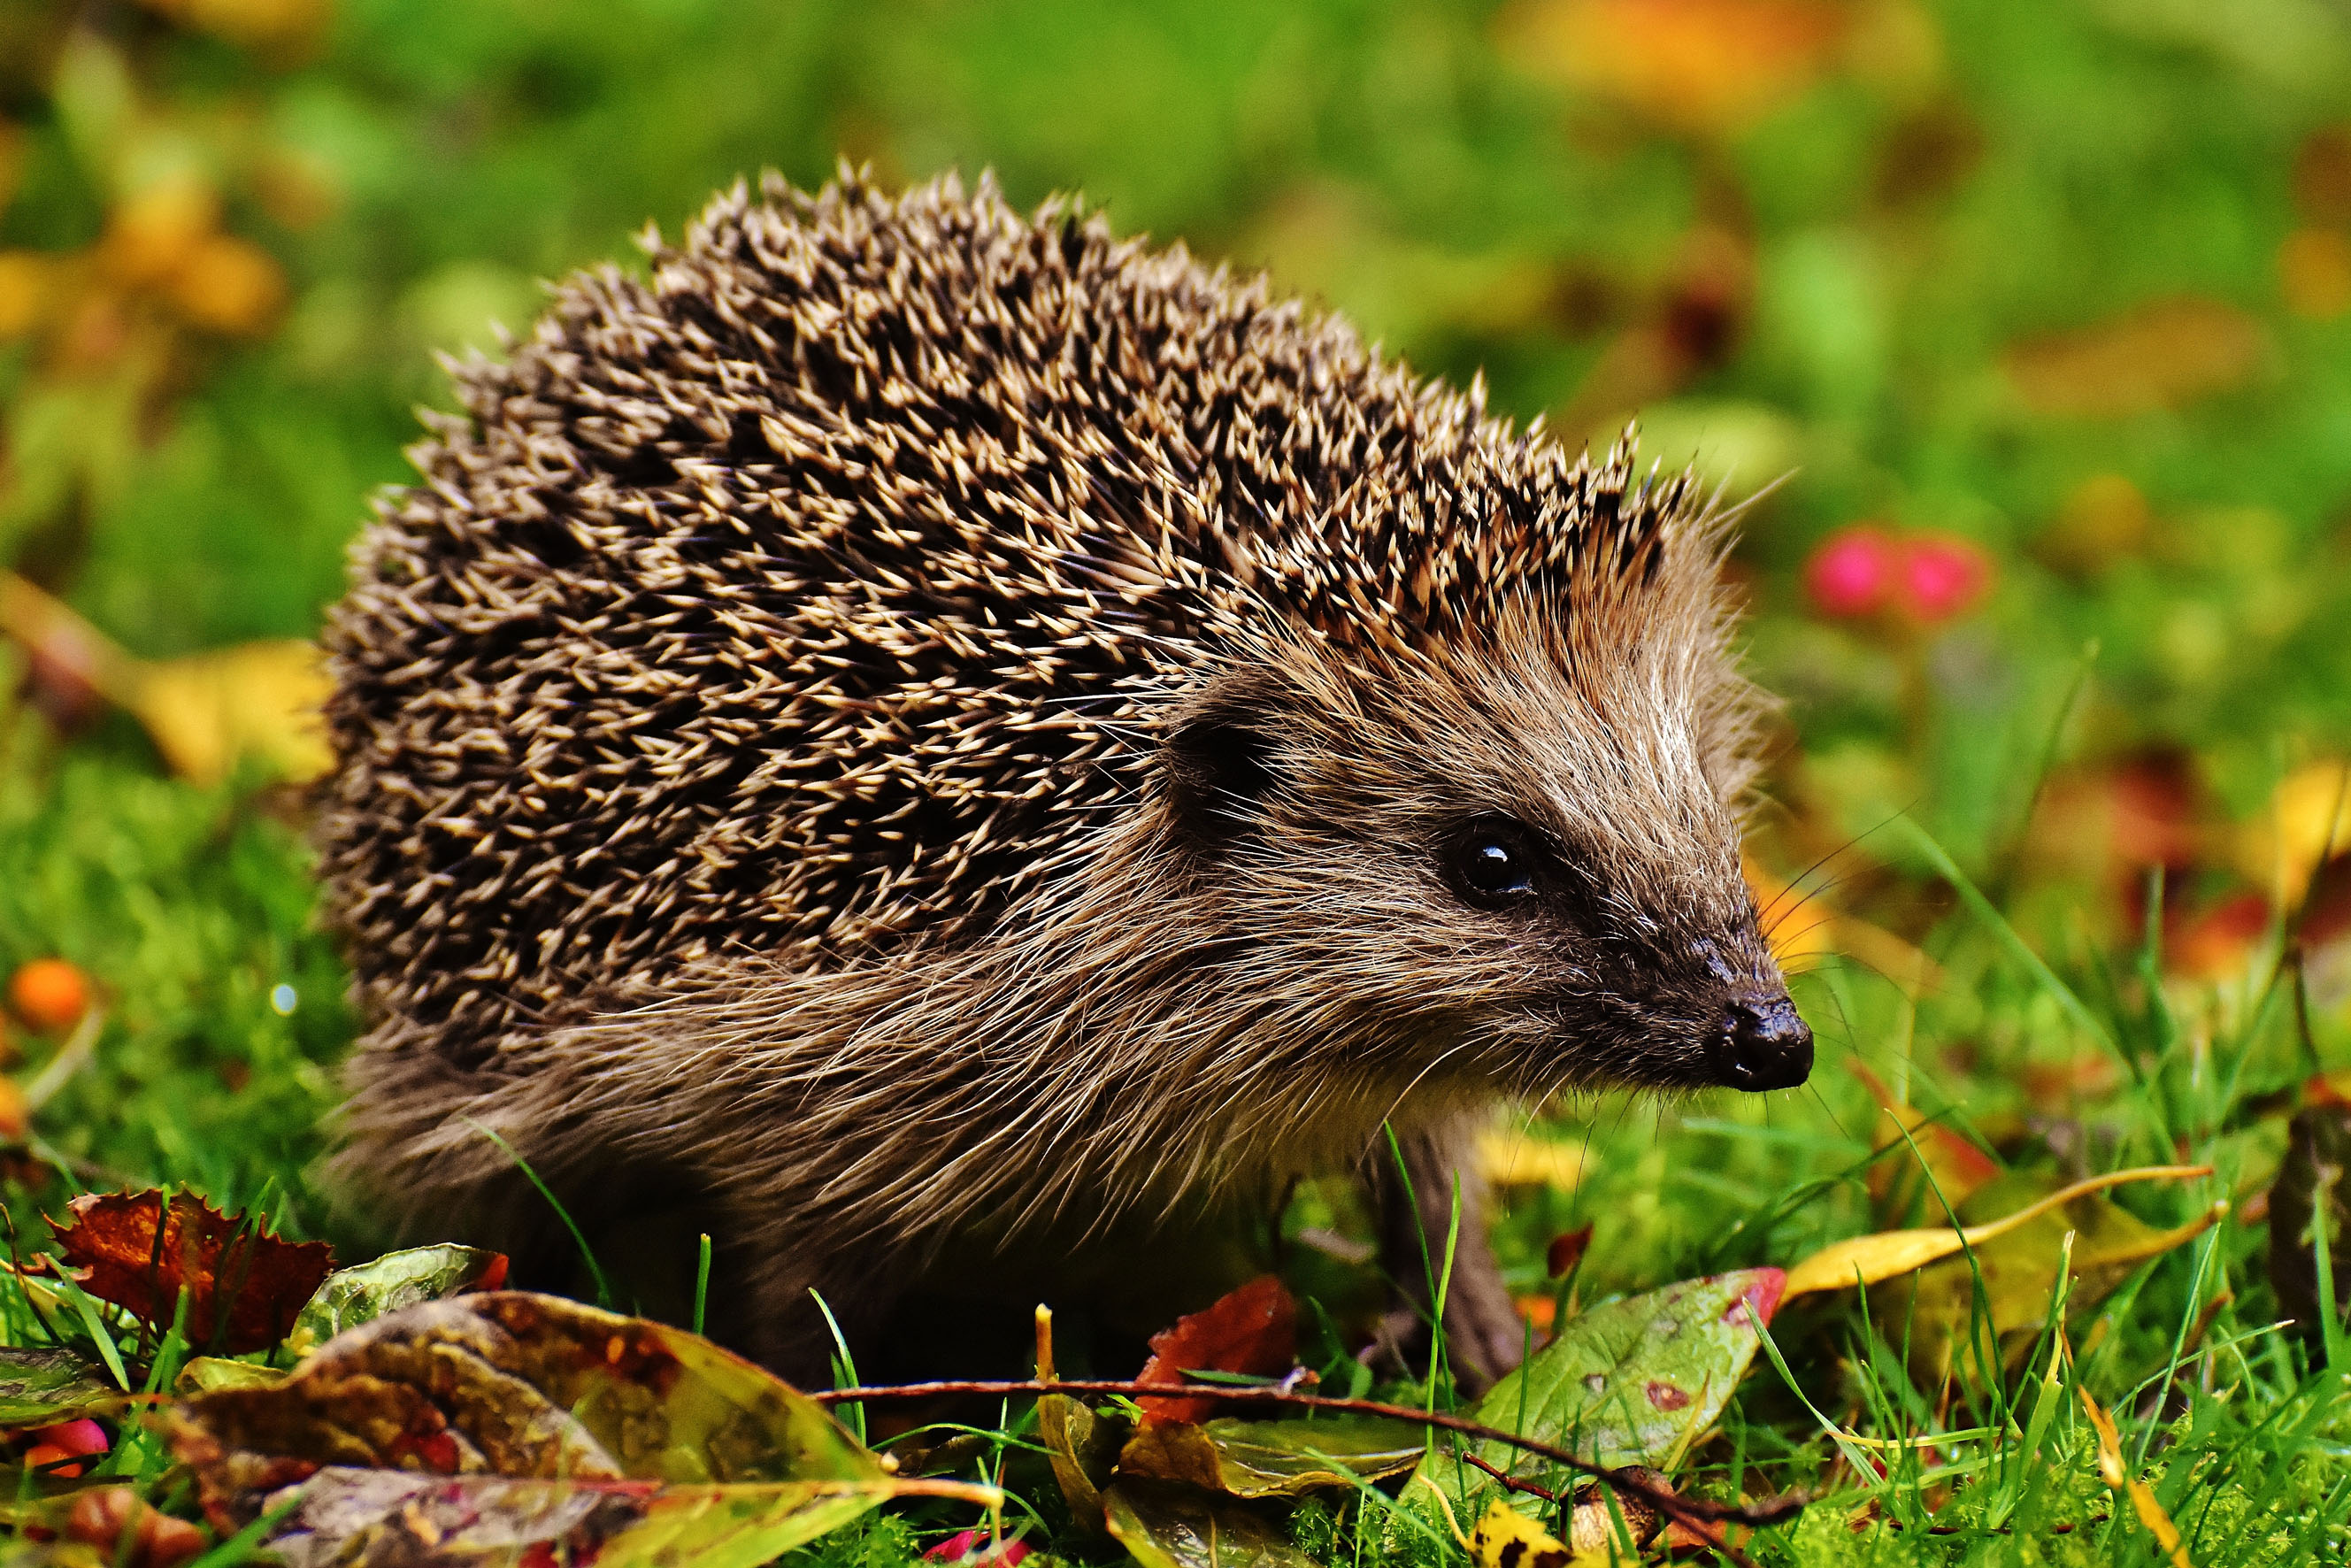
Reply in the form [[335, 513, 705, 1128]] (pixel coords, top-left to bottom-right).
[[463, 1118, 611, 1308]]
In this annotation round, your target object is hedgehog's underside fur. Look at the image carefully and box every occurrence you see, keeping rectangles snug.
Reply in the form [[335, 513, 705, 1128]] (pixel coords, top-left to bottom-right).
[[321, 169, 1798, 1384]]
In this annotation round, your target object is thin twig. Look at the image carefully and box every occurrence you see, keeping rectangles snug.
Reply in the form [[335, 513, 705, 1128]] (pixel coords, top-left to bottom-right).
[[810, 1376, 1809, 1541], [1459, 1449, 1562, 1504]]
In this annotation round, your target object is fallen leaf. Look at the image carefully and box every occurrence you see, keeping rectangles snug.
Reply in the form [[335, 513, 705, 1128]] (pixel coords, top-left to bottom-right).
[[1782, 1164, 2212, 1298], [1496, 0, 1847, 135], [2078, 1384, 2191, 1568], [1865, 1171, 2226, 1381], [2004, 296, 2270, 418], [1425, 1270, 1782, 1511], [1546, 1225, 1594, 1279], [1848, 1061, 2001, 1225], [170, 1292, 994, 1568], [2035, 473, 2153, 579], [100, 180, 219, 291], [48, 1189, 334, 1355], [0, 251, 54, 338], [130, 641, 333, 786], [1744, 862, 1943, 995], [142, 0, 331, 50], [2281, 227, 2351, 320], [176, 1357, 291, 1395], [2262, 760, 2351, 909], [65, 1486, 204, 1568], [164, 234, 287, 336], [1116, 1417, 1425, 1497], [926, 1526, 1032, 1568], [1466, 1497, 1576, 1568], [2269, 1105, 2351, 1344], [288, 1243, 509, 1353], [0, 572, 331, 784], [1102, 1479, 1319, 1568], [0, 1348, 126, 1426], [1479, 1130, 1587, 1190], [1136, 1277, 1296, 1426]]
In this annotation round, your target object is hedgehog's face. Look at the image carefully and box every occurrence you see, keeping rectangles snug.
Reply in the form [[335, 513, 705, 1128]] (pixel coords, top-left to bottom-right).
[[1163, 622, 1810, 1102]]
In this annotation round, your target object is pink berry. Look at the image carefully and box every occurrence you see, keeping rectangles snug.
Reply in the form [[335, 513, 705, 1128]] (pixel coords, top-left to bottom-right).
[[35, 1418, 108, 1457], [1898, 533, 1993, 623], [1803, 526, 1899, 618]]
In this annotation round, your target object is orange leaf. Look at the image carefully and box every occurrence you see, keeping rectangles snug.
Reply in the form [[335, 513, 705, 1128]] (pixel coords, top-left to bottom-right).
[[1134, 1275, 1296, 1425], [1497, 0, 1847, 135], [1848, 1060, 2000, 1220], [47, 1190, 333, 1355], [2079, 1383, 2192, 1568], [165, 234, 287, 335]]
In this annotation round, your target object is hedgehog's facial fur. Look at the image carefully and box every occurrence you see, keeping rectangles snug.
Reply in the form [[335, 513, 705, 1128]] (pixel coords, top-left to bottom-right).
[[1163, 561, 1808, 1103]]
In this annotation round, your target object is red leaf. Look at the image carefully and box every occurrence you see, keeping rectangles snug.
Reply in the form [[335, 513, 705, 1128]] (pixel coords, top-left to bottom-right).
[[1545, 1223, 1594, 1279], [47, 1190, 333, 1354], [1134, 1275, 1297, 1425]]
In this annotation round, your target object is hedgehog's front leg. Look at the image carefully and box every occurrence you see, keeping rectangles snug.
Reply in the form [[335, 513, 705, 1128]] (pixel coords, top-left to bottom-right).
[[1365, 1118, 1525, 1392]]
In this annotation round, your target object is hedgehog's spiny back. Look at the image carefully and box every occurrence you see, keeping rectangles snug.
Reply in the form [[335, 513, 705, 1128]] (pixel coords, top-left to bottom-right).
[[319, 170, 1694, 1067]]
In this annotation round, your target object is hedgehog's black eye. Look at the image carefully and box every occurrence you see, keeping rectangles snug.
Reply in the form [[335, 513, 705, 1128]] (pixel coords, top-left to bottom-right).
[[1447, 824, 1540, 907]]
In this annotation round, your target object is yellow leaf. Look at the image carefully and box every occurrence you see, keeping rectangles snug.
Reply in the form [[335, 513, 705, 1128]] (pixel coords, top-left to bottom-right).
[[129, 641, 333, 785], [1467, 1498, 1581, 1568], [166, 234, 288, 335], [1743, 857, 1942, 995], [102, 179, 219, 291], [0, 251, 55, 338], [2079, 1384, 2192, 1568], [1781, 1164, 2213, 1298], [1478, 1127, 1587, 1190], [2263, 760, 2351, 907]]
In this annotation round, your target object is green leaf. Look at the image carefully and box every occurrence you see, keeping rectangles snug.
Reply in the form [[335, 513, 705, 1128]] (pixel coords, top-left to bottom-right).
[[0, 1346, 124, 1426], [1420, 1269, 1784, 1510], [287, 1243, 506, 1352], [169, 1292, 995, 1567], [1870, 1171, 2224, 1380], [174, 1357, 289, 1395], [1117, 1417, 1425, 1498], [1103, 1480, 1322, 1568]]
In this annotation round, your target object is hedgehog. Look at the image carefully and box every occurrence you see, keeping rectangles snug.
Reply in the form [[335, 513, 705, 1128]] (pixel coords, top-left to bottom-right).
[[319, 167, 1813, 1389]]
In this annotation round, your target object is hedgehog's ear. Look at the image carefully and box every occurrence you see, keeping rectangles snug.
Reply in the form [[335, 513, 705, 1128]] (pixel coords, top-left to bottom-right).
[[1164, 670, 1291, 842]]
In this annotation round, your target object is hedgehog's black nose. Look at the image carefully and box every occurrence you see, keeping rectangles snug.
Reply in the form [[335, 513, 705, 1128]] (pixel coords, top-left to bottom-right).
[[1711, 995, 1813, 1091]]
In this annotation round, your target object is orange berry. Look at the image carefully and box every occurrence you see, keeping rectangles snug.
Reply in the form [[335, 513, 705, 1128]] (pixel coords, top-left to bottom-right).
[[8, 958, 90, 1031], [0, 1078, 27, 1140]]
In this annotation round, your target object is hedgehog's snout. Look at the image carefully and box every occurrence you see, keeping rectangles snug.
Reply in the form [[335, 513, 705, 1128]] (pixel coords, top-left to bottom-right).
[[1707, 993, 1813, 1091]]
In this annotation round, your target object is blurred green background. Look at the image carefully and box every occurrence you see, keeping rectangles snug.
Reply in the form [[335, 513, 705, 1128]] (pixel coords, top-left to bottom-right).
[[1, 0, 2348, 1230]]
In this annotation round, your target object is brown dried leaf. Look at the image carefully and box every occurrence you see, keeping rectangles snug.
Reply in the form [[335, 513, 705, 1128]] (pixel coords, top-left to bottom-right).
[[1135, 1277, 1297, 1426], [47, 1190, 333, 1355], [166, 1293, 970, 1568], [2004, 296, 2269, 418]]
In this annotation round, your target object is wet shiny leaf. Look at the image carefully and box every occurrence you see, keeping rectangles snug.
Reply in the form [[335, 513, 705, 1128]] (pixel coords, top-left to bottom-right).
[[1135, 1277, 1296, 1426], [1424, 1269, 1782, 1510], [1102, 1480, 1319, 1568], [1117, 1416, 1425, 1497], [169, 1292, 995, 1568]]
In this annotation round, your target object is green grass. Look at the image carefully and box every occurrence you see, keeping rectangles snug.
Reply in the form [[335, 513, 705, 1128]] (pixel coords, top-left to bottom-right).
[[5, 0, 2351, 1561]]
